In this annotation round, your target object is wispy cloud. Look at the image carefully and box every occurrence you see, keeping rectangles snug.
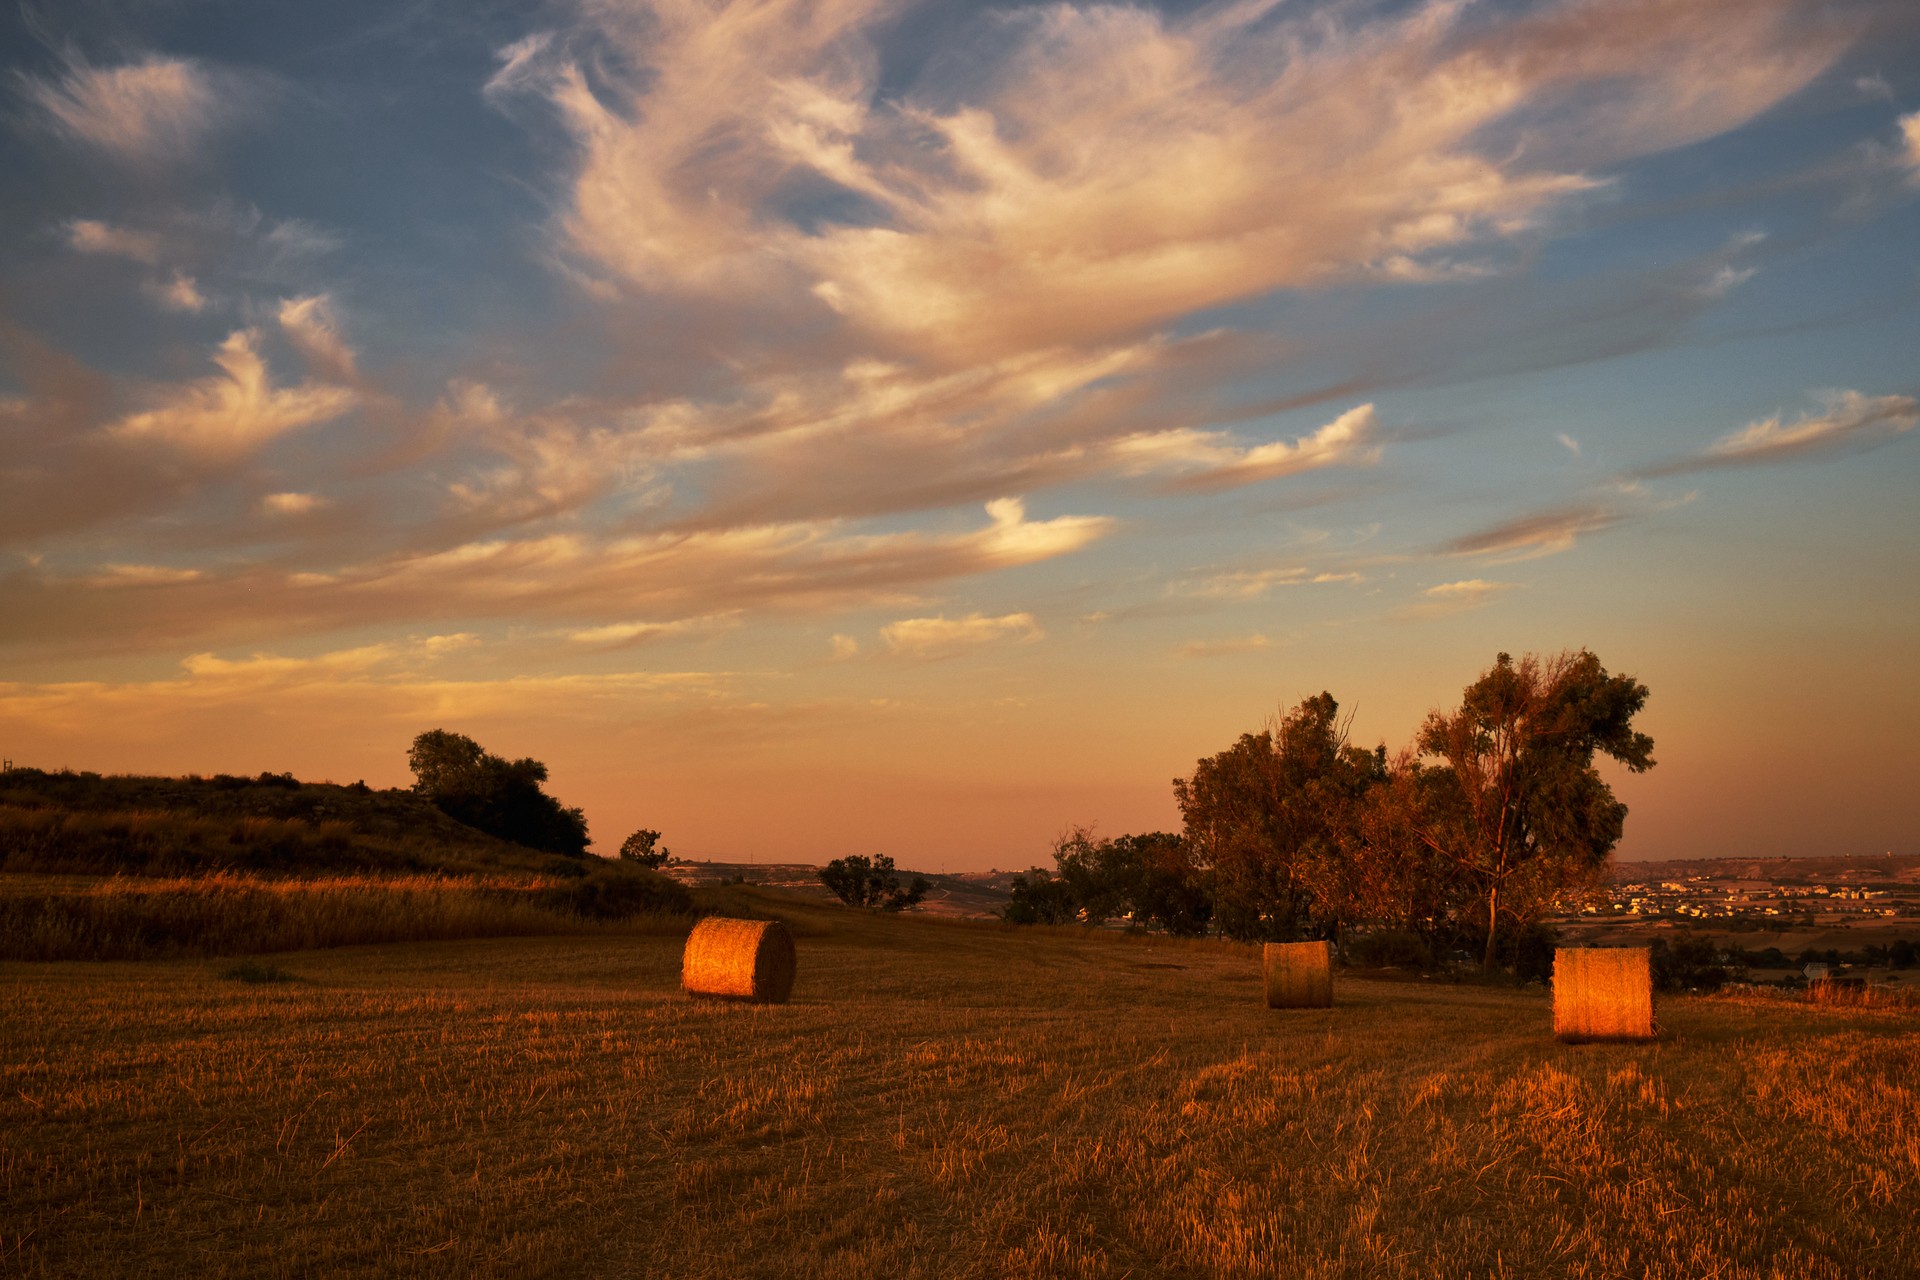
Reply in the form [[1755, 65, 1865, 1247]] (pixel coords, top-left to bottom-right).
[[0, 500, 1111, 654], [500, 0, 1840, 367], [66, 219, 160, 262], [109, 317, 357, 461], [1118, 405, 1381, 493], [567, 612, 742, 650], [1175, 634, 1270, 658], [0, 638, 734, 737], [1638, 390, 1918, 476], [1442, 501, 1628, 563], [1396, 578, 1521, 620], [880, 611, 1042, 660], [145, 272, 208, 312], [19, 53, 249, 163], [259, 492, 328, 516], [1171, 567, 1362, 601]]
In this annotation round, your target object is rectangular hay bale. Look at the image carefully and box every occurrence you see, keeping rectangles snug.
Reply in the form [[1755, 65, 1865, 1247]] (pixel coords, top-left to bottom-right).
[[1553, 946, 1654, 1043], [1263, 940, 1333, 1009]]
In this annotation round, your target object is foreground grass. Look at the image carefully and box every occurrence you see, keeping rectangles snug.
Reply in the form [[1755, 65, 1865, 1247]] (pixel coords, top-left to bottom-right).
[[3, 893, 1916, 1279]]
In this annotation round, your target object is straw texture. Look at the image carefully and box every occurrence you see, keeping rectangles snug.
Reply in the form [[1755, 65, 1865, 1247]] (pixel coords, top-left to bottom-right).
[[1263, 940, 1333, 1009], [681, 916, 796, 1003], [1553, 947, 1654, 1042]]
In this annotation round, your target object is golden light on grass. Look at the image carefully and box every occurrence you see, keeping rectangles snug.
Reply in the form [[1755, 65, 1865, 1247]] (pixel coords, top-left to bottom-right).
[[5, 894, 1920, 1276], [681, 916, 796, 1003], [1262, 940, 1333, 1009], [1553, 946, 1655, 1043]]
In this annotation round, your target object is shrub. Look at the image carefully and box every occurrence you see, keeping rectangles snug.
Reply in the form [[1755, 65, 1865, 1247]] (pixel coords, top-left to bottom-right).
[[1345, 928, 1433, 970], [537, 865, 692, 921], [407, 730, 589, 857]]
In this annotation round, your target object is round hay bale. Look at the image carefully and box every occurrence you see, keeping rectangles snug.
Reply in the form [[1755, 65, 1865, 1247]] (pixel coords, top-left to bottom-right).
[[1263, 940, 1333, 1009], [1553, 946, 1654, 1043], [681, 917, 796, 1003]]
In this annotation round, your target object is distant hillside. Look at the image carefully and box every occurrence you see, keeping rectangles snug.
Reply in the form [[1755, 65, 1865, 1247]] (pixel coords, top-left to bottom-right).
[[0, 766, 589, 878], [1616, 853, 1920, 885]]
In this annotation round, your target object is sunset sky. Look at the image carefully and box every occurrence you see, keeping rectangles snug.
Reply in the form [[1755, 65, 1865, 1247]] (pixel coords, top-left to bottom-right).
[[2, 0, 1916, 867]]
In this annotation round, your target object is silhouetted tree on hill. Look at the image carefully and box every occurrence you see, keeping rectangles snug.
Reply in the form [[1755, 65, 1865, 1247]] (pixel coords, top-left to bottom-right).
[[619, 828, 670, 868], [406, 730, 589, 857]]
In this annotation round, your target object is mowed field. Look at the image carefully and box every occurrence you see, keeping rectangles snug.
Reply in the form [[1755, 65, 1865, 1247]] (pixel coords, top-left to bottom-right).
[[4, 891, 1918, 1279]]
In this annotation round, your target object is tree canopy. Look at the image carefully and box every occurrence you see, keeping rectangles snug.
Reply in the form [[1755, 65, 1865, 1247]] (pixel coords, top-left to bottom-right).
[[1012, 650, 1654, 975], [819, 854, 928, 911], [406, 729, 589, 857], [1409, 650, 1654, 968]]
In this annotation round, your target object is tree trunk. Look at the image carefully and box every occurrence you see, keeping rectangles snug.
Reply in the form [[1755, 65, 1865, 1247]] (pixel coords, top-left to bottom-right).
[[1482, 883, 1500, 971]]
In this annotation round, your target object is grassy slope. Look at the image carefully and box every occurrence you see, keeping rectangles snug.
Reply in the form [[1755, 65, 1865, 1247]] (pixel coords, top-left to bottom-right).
[[2, 890, 1915, 1279], [0, 769, 694, 959], [0, 767, 560, 878]]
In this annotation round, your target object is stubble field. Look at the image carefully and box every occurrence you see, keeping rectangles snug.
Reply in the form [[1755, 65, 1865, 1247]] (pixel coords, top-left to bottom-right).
[[3, 889, 1917, 1279]]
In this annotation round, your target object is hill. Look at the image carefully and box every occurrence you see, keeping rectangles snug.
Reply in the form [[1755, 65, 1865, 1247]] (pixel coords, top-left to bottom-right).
[[1616, 852, 1920, 886], [0, 765, 587, 878], [0, 766, 693, 959]]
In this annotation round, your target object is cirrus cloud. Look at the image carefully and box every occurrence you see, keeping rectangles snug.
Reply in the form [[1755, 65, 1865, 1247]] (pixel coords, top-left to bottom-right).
[[880, 611, 1043, 659], [18, 53, 256, 164]]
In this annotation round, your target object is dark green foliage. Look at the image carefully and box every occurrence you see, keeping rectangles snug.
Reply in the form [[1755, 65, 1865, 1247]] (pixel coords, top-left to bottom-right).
[[1651, 936, 1732, 992], [1409, 651, 1654, 969], [221, 960, 296, 984], [1344, 928, 1434, 970], [1001, 870, 1080, 925], [407, 730, 589, 857], [818, 854, 926, 911], [1013, 829, 1212, 934], [619, 828, 670, 869], [1506, 922, 1559, 985], [1174, 693, 1383, 942], [1893, 938, 1917, 969]]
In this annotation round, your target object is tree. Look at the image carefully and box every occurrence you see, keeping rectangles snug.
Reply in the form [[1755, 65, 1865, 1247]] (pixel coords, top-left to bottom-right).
[[406, 729, 589, 857], [1174, 693, 1383, 942], [1001, 870, 1081, 925], [818, 854, 927, 911], [619, 829, 670, 869], [1050, 826, 1133, 924], [1116, 832, 1213, 936], [1002, 829, 1211, 933], [1409, 651, 1654, 970]]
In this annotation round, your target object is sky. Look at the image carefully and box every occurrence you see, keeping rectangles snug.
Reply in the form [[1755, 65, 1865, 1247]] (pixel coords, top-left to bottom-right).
[[1, 0, 1917, 868]]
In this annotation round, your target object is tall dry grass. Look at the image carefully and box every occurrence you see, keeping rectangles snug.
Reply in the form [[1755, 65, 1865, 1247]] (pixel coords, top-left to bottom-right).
[[0, 873, 687, 961], [2, 892, 1916, 1279]]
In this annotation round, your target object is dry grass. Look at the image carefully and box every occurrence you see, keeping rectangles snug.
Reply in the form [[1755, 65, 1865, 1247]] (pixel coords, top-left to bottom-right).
[[0, 873, 687, 961], [1554, 946, 1656, 1043], [1263, 940, 1334, 1009], [2, 892, 1916, 1279], [682, 917, 797, 1002]]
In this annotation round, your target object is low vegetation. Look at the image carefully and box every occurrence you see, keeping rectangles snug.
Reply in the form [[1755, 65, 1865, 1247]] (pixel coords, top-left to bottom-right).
[[2, 891, 1915, 1278]]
